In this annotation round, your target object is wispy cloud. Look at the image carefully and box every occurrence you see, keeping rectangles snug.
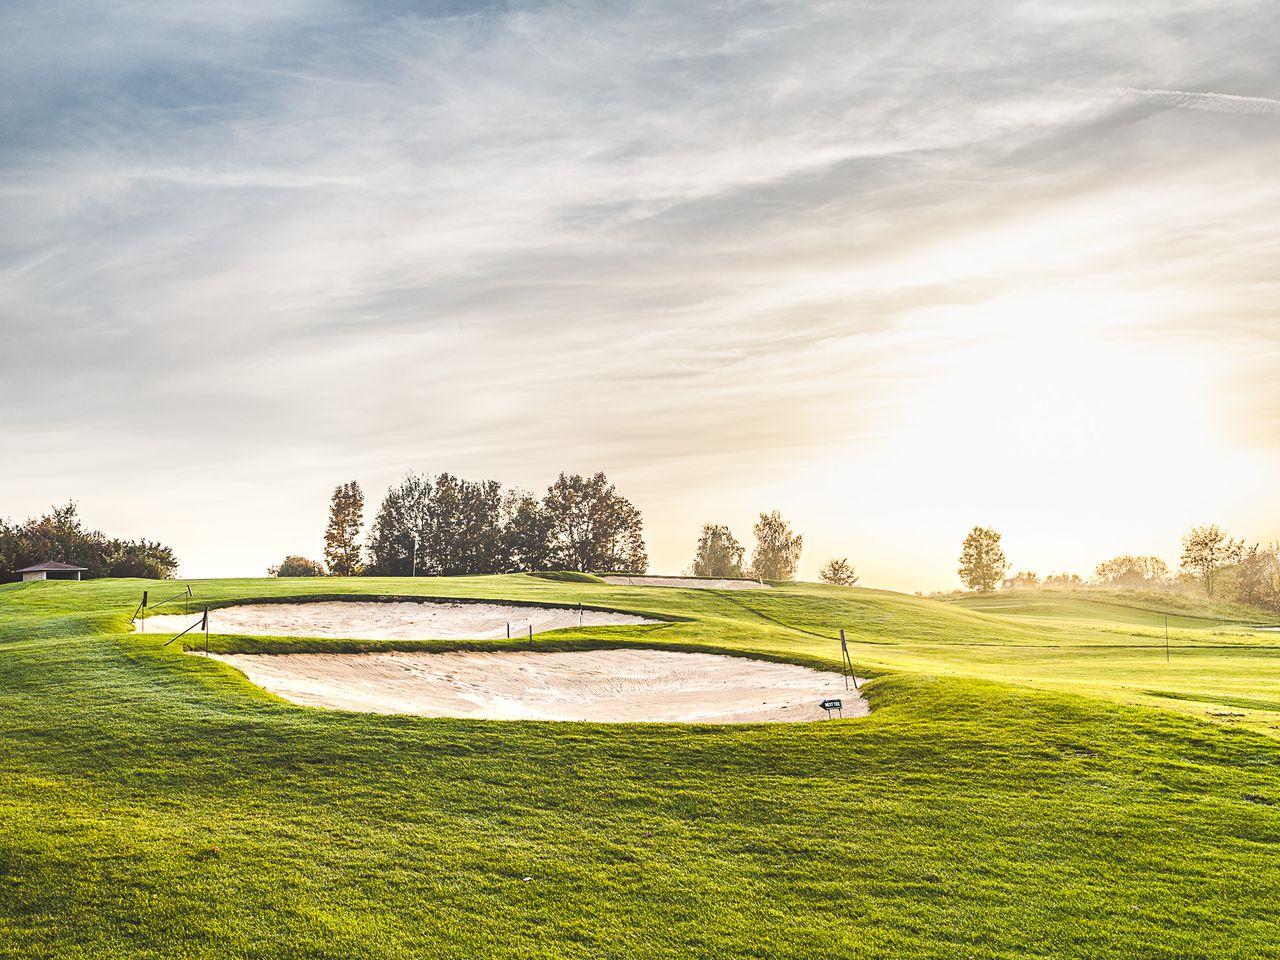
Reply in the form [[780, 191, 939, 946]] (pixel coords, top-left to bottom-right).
[[1, 0, 1279, 585], [1123, 87, 1280, 115]]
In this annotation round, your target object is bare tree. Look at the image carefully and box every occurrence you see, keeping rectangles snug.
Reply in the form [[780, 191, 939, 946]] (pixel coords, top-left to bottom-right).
[[1180, 525, 1243, 598]]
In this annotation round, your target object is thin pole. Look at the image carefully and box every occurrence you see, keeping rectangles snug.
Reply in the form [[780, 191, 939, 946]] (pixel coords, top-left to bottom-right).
[[507, 622, 511, 639], [840, 628, 858, 691], [204, 606, 210, 656], [161, 610, 209, 648]]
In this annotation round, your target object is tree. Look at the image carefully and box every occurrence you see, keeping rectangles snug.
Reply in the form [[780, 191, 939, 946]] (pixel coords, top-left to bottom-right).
[[818, 558, 858, 586], [750, 511, 803, 581], [427, 473, 506, 575], [1092, 555, 1170, 589], [1006, 570, 1039, 589], [2, 502, 107, 573], [691, 524, 745, 578], [501, 490, 555, 572], [104, 539, 179, 579], [324, 481, 365, 577], [1231, 543, 1279, 609], [1180, 524, 1242, 598], [365, 474, 433, 576], [269, 556, 326, 577], [958, 526, 1007, 592], [365, 473, 509, 576], [0, 503, 178, 581], [542, 472, 647, 572]]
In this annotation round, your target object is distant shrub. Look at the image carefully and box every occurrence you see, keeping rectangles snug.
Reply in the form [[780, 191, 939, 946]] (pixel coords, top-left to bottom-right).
[[103, 539, 179, 579], [818, 558, 859, 586], [1093, 555, 1171, 590], [269, 556, 327, 577], [1042, 572, 1084, 589]]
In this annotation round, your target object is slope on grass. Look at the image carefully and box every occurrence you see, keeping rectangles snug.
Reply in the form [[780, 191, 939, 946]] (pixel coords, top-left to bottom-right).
[[601, 575, 769, 590], [3, 575, 1280, 958], [951, 587, 1280, 628]]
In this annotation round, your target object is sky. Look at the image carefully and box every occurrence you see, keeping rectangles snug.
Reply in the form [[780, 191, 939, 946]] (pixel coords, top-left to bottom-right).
[[2, 0, 1279, 590]]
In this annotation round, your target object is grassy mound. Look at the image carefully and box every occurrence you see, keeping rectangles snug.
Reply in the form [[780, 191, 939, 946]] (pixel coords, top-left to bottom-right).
[[1, 575, 1278, 957], [526, 570, 607, 584], [951, 587, 1280, 627]]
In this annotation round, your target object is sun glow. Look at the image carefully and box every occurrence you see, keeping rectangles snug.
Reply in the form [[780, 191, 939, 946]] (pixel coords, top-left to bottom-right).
[[777, 286, 1276, 589]]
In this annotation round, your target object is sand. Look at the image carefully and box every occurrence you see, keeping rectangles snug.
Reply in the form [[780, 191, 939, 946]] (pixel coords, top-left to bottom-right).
[[208, 649, 867, 723], [601, 575, 769, 590], [143, 600, 657, 641]]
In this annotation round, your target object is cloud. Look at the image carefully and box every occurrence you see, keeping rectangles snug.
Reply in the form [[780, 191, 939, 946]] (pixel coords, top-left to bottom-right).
[[1, 0, 1279, 584], [1123, 87, 1280, 115]]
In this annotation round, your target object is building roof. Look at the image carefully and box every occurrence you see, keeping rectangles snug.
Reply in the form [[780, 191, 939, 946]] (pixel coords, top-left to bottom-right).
[[16, 561, 89, 572]]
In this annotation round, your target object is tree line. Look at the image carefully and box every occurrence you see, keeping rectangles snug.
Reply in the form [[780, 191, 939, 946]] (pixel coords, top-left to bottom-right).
[[955, 523, 1280, 611], [0, 503, 179, 581], [293, 489, 862, 587], [277, 471, 648, 577]]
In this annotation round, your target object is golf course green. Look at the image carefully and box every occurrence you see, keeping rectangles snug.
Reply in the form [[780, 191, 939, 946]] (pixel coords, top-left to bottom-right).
[[2, 575, 1278, 958]]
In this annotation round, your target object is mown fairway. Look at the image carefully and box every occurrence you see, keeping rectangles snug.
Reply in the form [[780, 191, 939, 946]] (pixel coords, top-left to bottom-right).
[[2, 576, 1279, 959]]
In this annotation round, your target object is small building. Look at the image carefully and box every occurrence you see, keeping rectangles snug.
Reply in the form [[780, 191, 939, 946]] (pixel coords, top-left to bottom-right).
[[17, 561, 88, 582]]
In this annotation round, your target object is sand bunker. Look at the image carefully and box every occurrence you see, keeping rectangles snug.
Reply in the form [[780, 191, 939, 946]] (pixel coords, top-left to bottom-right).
[[210, 649, 866, 723], [602, 575, 769, 590], [144, 600, 657, 641]]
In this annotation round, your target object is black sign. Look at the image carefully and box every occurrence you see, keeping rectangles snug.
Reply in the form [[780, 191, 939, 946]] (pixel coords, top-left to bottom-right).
[[820, 698, 843, 710]]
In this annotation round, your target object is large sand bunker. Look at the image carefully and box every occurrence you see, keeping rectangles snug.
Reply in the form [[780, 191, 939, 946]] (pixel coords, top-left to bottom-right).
[[210, 649, 866, 723], [144, 600, 658, 641], [602, 575, 769, 590]]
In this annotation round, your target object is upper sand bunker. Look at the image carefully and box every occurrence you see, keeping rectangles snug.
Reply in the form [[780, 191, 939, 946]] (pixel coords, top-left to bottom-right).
[[144, 600, 658, 641], [601, 575, 769, 590], [210, 649, 866, 723]]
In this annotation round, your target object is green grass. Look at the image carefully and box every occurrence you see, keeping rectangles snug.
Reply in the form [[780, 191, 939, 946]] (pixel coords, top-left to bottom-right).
[[2, 575, 1279, 958], [526, 570, 607, 584]]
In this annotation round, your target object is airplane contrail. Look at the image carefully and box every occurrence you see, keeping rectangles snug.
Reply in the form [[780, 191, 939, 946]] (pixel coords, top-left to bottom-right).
[[1125, 88, 1280, 115]]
